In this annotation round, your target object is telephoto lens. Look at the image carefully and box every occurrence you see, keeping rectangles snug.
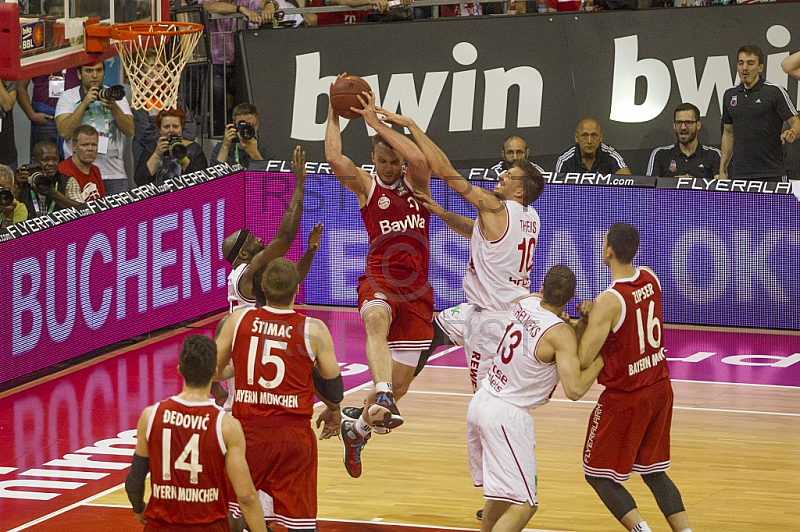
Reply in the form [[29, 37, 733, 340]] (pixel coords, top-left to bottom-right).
[[98, 84, 126, 101], [0, 187, 14, 207], [24, 163, 53, 193], [168, 136, 188, 160]]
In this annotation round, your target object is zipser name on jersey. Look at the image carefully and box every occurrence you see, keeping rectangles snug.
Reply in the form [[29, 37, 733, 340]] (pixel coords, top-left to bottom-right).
[[151, 484, 220, 502], [379, 214, 425, 235], [236, 389, 299, 408]]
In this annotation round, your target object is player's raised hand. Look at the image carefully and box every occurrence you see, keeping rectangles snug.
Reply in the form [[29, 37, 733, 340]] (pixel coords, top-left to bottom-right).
[[412, 190, 444, 217], [376, 106, 414, 129], [307, 222, 324, 252], [315, 406, 341, 440], [291, 145, 307, 186], [353, 91, 380, 127]]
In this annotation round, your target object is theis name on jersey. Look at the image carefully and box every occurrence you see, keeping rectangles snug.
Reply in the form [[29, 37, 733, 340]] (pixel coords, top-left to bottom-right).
[[251, 317, 293, 338]]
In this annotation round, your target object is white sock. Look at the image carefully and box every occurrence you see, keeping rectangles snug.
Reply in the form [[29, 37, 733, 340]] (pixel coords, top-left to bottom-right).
[[631, 523, 651, 532], [376, 382, 392, 394], [355, 417, 372, 437], [679, 529, 692, 532]]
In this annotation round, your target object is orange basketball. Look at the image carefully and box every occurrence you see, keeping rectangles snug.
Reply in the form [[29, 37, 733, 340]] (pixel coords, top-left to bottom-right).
[[330, 75, 372, 120]]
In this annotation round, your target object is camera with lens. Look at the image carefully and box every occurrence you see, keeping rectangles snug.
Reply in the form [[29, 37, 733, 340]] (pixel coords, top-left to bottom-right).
[[0, 187, 13, 207], [167, 135, 188, 160], [21, 163, 52, 193], [97, 84, 126, 101], [235, 120, 256, 141]]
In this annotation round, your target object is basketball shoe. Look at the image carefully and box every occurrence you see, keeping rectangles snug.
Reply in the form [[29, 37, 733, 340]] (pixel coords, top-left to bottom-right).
[[341, 419, 370, 478], [368, 390, 404, 429], [341, 406, 391, 434]]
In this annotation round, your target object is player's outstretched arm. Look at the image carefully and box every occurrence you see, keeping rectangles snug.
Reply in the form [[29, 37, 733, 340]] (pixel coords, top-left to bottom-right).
[[222, 415, 268, 532], [412, 190, 474, 239], [353, 92, 431, 194], [325, 77, 371, 202], [307, 318, 344, 440], [216, 309, 245, 377], [782, 50, 800, 80], [551, 326, 604, 400], [378, 107, 503, 214], [125, 407, 152, 526], [577, 291, 620, 370], [297, 222, 324, 283]]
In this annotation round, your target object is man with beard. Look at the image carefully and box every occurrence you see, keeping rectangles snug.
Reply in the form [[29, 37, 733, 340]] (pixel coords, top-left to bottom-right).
[[646, 103, 720, 179]]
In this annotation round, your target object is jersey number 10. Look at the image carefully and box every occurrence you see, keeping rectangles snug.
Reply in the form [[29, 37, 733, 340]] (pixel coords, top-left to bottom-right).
[[517, 238, 536, 274]]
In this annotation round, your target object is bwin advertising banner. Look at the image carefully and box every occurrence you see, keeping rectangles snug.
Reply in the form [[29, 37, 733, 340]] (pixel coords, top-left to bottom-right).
[[240, 3, 800, 170]]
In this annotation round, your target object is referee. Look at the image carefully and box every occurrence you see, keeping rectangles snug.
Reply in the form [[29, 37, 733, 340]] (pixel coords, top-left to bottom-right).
[[720, 44, 800, 182]]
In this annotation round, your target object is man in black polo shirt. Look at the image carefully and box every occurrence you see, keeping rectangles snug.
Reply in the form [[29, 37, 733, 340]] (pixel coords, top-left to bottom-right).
[[555, 118, 631, 175], [488, 135, 546, 180], [647, 103, 720, 179], [720, 44, 800, 182]]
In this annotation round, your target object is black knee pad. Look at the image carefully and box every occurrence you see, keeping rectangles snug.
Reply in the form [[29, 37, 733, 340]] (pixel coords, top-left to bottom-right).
[[585, 474, 638, 521], [641, 472, 685, 518], [414, 318, 452, 376]]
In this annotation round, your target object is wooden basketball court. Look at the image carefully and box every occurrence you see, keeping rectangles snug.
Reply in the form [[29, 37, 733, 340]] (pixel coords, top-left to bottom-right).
[[1, 307, 799, 531]]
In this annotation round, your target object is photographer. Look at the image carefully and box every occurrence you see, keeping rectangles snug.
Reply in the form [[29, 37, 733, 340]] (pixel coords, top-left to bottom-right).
[[55, 62, 134, 195], [134, 108, 208, 186], [211, 103, 277, 168], [0, 165, 28, 229], [15, 141, 83, 219]]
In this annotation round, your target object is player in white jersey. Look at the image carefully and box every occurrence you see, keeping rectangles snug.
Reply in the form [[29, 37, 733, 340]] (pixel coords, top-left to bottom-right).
[[467, 265, 604, 531], [213, 146, 321, 407], [376, 108, 545, 392]]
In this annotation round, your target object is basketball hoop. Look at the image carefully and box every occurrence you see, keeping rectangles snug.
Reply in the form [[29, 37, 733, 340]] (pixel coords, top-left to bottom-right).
[[86, 21, 203, 111]]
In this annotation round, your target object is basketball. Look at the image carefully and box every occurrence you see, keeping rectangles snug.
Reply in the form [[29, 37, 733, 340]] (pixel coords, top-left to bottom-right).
[[330, 75, 372, 120]]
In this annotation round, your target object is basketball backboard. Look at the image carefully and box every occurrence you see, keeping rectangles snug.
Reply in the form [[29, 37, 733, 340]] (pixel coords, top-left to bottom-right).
[[0, 0, 168, 81]]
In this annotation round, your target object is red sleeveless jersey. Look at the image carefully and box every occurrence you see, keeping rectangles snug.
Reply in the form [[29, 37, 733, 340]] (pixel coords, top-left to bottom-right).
[[598, 267, 670, 392], [230, 306, 316, 420], [360, 174, 430, 292], [144, 397, 229, 527]]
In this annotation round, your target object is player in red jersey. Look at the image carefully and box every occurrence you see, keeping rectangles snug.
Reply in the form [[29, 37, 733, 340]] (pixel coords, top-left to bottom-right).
[[125, 335, 267, 532], [216, 258, 343, 531], [575, 223, 692, 532], [325, 77, 433, 477]]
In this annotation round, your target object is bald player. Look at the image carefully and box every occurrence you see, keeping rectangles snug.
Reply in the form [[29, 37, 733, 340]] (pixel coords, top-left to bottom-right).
[[555, 119, 631, 176]]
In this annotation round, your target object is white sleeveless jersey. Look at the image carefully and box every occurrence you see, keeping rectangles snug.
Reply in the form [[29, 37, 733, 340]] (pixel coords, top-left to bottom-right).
[[482, 297, 563, 410], [462, 201, 540, 312], [227, 263, 256, 313]]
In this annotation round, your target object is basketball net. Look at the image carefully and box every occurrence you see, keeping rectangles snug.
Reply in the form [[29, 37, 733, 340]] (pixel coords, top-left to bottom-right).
[[113, 22, 203, 111]]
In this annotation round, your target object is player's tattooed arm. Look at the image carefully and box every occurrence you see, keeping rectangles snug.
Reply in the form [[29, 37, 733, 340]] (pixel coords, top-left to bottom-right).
[[413, 191, 473, 239]]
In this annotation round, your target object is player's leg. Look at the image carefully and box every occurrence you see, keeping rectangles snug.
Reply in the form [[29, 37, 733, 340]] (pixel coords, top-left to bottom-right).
[[480, 499, 511, 531], [414, 311, 458, 377], [361, 303, 393, 384], [584, 475, 646, 530], [489, 501, 537, 532], [641, 472, 691, 532], [391, 355, 420, 400]]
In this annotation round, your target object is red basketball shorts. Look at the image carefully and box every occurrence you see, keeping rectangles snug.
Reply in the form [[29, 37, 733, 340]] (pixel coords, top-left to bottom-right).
[[582, 378, 673, 482], [357, 273, 434, 353]]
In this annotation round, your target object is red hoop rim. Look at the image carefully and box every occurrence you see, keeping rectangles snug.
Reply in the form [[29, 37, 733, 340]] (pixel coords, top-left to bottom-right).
[[111, 21, 204, 38]]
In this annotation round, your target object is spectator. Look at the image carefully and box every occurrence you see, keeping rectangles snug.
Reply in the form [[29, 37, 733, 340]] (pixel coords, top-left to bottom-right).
[[54, 62, 134, 195], [0, 165, 28, 228], [211, 103, 278, 167], [58, 125, 105, 200], [15, 141, 84, 219], [489, 135, 546, 179], [134, 108, 208, 187], [546, 0, 582, 11], [0, 76, 19, 170], [305, 0, 371, 25], [16, 0, 80, 158], [197, 0, 269, 135], [720, 45, 800, 181], [440, 2, 483, 17], [555, 118, 631, 175], [646, 103, 720, 179], [131, 50, 197, 167]]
